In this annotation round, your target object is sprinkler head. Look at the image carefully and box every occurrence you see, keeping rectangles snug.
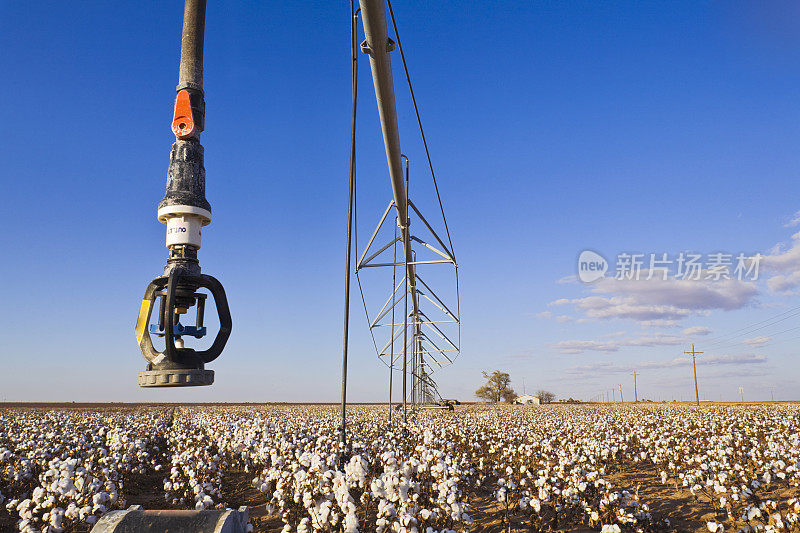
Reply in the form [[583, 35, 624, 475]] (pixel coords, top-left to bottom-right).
[[135, 86, 231, 387]]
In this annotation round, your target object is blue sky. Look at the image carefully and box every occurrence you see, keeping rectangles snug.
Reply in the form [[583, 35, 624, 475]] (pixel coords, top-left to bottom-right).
[[1, 1, 800, 402]]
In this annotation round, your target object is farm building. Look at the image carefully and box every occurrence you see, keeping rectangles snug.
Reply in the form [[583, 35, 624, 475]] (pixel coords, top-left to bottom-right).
[[514, 394, 541, 405]]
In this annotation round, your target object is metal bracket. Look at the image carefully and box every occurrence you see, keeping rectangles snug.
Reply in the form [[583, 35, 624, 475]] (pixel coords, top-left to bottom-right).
[[360, 37, 395, 55]]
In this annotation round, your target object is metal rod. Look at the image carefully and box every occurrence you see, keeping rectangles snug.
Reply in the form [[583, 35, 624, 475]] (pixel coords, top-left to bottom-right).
[[402, 250, 408, 424], [389, 224, 397, 422], [178, 0, 206, 92], [340, 2, 360, 454]]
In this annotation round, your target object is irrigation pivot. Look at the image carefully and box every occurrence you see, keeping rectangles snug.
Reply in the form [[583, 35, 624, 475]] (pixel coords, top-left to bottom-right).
[[353, 0, 460, 423]]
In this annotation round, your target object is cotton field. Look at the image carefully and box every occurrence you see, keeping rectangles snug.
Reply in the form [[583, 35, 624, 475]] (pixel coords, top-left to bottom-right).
[[1, 404, 799, 533]]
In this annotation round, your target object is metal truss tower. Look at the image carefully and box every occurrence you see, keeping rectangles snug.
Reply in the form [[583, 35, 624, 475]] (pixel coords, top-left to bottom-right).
[[356, 0, 460, 421]]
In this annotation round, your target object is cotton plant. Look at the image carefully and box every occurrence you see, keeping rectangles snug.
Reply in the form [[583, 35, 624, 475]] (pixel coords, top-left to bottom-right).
[[2, 403, 800, 532]]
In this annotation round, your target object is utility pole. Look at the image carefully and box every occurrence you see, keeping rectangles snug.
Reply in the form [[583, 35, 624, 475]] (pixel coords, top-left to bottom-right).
[[612, 388, 615, 402], [684, 344, 703, 408], [632, 371, 638, 402], [618, 384, 624, 403], [770, 388, 774, 402], [739, 386, 744, 403]]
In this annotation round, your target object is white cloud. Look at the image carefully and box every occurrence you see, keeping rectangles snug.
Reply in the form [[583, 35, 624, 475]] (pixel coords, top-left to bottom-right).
[[564, 361, 625, 374], [550, 275, 757, 325], [593, 276, 757, 312], [553, 333, 685, 354], [683, 326, 711, 336], [784, 210, 800, 228], [553, 340, 621, 354], [762, 233, 800, 272], [536, 311, 576, 323], [767, 271, 800, 293], [565, 296, 692, 321], [742, 336, 771, 347], [624, 334, 685, 347], [640, 319, 680, 328], [763, 231, 800, 292], [565, 353, 766, 375]]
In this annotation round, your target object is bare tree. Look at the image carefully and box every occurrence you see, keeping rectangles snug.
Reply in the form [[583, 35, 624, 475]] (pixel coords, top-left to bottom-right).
[[475, 371, 517, 403], [536, 389, 556, 404]]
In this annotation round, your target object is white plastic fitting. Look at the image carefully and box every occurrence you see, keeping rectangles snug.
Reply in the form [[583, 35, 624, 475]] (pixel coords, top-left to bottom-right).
[[157, 205, 211, 249], [165, 214, 203, 248]]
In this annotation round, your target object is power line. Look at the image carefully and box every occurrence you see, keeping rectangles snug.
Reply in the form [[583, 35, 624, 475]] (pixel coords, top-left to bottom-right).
[[701, 305, 800, 348], [708, 323, 800, 352]]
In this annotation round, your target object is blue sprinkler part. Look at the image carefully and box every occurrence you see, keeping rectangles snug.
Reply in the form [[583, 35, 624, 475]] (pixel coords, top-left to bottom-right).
[[150, 322, 207, 339]]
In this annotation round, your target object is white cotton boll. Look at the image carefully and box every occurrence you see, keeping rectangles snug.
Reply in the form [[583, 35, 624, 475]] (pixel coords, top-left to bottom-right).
[[32, 487, 46, 504], [746, 507, 762, 521], [707, 521, 723, 532], [297, 517, 311, 533], [343, 510, 359, 533], [601, 525, 621, 533]]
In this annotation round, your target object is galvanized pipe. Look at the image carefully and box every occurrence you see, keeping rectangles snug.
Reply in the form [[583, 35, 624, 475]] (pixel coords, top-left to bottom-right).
[[358, 0, 405, 223], [178, 0, 206, 93], [358, 0, 420, 332]]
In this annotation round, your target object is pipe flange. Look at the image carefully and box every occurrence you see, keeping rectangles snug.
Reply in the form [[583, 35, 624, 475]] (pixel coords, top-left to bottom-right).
[[157, 205, 212, 226], [138, 369, 214, 387]]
